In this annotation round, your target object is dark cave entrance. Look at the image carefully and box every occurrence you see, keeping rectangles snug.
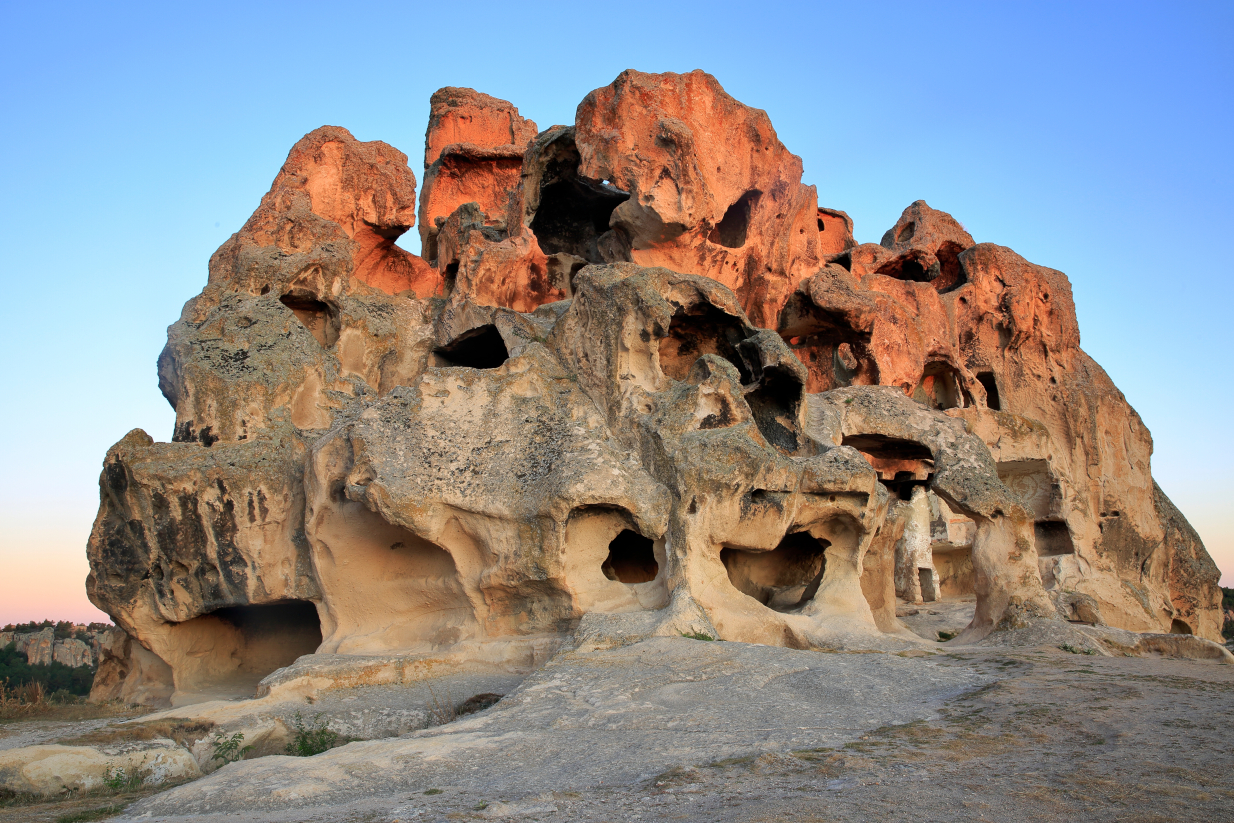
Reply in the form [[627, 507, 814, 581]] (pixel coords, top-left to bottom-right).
[[602, 529, 659, 584], [709, 190, 761, 249], [658, 304, 751, 382], [435, 325, 510, 370], [721, 532, 829, 612]]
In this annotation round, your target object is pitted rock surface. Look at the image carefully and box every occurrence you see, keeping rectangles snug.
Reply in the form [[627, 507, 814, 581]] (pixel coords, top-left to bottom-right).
[[84, 69, 1223, 714]]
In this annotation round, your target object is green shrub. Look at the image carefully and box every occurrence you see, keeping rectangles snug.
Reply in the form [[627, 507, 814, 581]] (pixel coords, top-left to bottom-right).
[[102, 765, 143, 793], [1059, 643, 1096, 655], [680, 632, 716, 641], [211, 731, 252, 765], [285, 712, 338, 756]]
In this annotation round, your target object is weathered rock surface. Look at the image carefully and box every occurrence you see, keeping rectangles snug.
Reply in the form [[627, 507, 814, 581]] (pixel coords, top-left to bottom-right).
[[0, 627, 104, 669], [119, 638, 987, 818], [0, 739, 199, 795], [86, 69, 1223, 712]]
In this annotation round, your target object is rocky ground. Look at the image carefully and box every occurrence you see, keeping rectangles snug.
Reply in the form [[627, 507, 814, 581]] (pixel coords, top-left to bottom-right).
[[1, 636, 1227, 822]]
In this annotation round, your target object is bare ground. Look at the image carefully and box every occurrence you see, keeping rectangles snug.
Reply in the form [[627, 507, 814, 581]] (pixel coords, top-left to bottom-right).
[[2, 643, 1231, 823]]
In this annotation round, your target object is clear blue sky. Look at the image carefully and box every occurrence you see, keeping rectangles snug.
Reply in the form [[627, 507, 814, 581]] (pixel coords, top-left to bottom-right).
[[1, 1, 1230, 623]]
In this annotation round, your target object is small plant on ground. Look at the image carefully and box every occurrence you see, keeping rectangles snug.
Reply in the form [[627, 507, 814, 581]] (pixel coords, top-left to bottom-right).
[[426, 685, 456, 726], [285, 712, 338, 756], [423, 788, 442, 795], [211, 731, 252, 765], [937, 631, 956, 642], [102, 764, 144, 793], [1059, 643, 1096, 655], [680, 631, 715, 641]]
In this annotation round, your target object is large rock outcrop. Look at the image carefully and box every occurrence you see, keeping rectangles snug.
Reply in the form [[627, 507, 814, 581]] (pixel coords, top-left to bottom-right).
[[86, 70, 1223, 706]]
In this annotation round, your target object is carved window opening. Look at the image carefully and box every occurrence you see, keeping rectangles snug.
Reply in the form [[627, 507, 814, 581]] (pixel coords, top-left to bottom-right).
[[744, 369, 800, 453], [435, 325, 509, 370], [1034, 521, 1075, 557], [934, 241, 968, 292], [915, 362, 964, 411], [709, 190, 761, 249], [721, 532, 828, 612], [658, 305, 750, 382], [977, 371, 1001, 411], [279, 289, 340, 348], [601, 530, 659, 584]]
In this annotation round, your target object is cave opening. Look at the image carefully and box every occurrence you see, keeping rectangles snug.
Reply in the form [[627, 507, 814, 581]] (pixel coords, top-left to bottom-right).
[[531, 178, 629, 263], [933, 546, 975, 597], [169, 599, 323, 697], [977, 371, 1001, 410], [435, 325, 509, 370], [601, 529, 659, 584], [933, 241, 968, 292], [744, 369, 801, 453], [658, 304, 751, 382], [778, 295, 875, 393], [280, 289, 340, 348], [528, 130, 630, 264], [709, 190, 761, 249], [721, 531, 829, 612], [209, 600, 323, 673], [1034, 521, 1075, 557], [875, 251, 933, 283], [1170, 618, 1193, 635], [841, 434, 934, 462], [915, 362, 964, 410]]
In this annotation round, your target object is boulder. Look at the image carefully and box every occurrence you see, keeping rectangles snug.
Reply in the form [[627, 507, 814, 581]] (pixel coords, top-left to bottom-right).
[[0, 740, 199, 795]]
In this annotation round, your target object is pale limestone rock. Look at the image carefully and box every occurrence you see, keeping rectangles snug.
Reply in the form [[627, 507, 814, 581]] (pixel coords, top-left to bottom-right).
[[895, 486, 938, 604], [0, 741, 199, 795]]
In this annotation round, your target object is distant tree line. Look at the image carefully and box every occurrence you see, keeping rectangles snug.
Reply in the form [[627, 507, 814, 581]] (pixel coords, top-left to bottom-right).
[[1224, 587, 1234, 641], [0, 643, 94, 696], [1, 620, 111, 643]]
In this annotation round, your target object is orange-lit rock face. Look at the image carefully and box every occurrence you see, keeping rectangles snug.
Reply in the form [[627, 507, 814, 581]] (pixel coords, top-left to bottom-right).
[[418, 88, 538, 263], [222, 125, 439, 298], [817, 207, 856, 257], [423, 87, 539, 168], [574, 70, 823, 328], [784, 202, 1220, 641]]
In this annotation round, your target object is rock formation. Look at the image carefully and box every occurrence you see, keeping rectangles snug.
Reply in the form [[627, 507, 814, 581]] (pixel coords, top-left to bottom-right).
[[85, 70, 1224, 707], [0, 626, 105, 669]]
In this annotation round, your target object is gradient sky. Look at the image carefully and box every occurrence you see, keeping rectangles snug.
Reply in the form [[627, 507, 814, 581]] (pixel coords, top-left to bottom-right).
[[1, 1, 1230, 625]]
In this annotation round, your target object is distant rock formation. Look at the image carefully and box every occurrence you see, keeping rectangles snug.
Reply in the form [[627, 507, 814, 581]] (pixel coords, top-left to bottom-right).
[[0, 625, 107, 669], [84, 70, 1224, 707]]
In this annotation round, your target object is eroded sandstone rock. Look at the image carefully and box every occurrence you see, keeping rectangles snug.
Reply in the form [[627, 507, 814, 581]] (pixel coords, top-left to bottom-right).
[[86, 69, 1224, 707]]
